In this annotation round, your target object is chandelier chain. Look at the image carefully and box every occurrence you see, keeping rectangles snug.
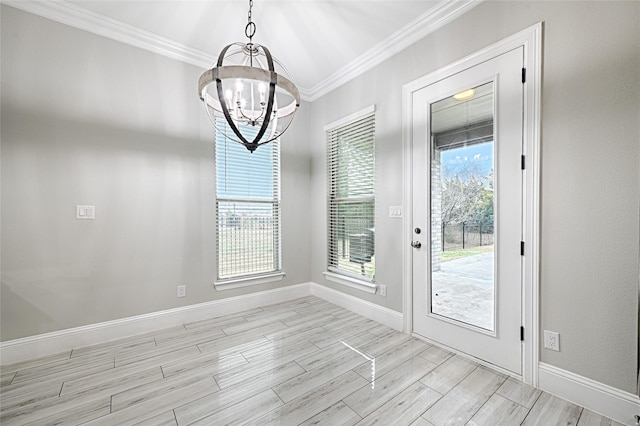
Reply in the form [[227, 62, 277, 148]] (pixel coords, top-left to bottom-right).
[[245, 0, 256, 43]]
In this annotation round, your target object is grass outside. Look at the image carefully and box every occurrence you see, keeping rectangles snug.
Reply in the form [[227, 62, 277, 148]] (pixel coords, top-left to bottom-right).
[[441, 244, 494, 262], [218, 227, 277, 278]]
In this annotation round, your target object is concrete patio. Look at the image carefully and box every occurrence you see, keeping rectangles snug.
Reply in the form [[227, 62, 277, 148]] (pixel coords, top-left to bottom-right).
[[431, 252, 495, 330]]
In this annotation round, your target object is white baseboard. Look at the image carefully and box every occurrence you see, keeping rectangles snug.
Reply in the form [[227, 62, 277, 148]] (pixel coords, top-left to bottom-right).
[[538, 362, 640, 425], [0, 282, 403, 365], [0, 283, 311, 365], [310, 282, 404, 331]]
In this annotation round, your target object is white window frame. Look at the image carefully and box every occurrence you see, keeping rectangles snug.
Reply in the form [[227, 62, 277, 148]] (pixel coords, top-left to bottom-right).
[[324, 105, 377, 294], [213, 121, 284, 290]]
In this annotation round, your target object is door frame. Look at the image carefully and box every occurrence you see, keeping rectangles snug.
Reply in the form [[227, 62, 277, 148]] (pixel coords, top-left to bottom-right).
[[401, 23, 542, 386]]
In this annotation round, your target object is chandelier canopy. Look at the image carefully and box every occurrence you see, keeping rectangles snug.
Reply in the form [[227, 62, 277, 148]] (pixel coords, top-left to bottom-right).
[[198, 0, 300, 152]]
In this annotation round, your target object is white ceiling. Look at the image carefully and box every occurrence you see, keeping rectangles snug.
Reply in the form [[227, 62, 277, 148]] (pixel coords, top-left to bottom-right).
[[4, 0, 480, 101]]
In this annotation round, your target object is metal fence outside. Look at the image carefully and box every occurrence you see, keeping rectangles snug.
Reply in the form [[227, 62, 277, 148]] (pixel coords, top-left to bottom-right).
[[442, 222, 494, 251]]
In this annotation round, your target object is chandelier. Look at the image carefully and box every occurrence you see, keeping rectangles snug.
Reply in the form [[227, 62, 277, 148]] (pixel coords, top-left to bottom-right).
[[198, 0, 300, 153]]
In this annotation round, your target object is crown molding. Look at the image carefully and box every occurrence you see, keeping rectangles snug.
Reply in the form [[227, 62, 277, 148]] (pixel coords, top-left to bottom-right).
[[1, 0, 215, 69], [2, 0, 480, 103], [304, 0, 482, 102]]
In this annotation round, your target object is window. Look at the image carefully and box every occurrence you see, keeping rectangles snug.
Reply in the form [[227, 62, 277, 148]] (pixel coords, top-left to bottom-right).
[[215, 121, 281, 283], [326, 106, 376, 285]]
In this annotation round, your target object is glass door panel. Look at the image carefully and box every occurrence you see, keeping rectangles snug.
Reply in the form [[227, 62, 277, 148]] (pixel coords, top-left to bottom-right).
[[429, 81, 495, 331]]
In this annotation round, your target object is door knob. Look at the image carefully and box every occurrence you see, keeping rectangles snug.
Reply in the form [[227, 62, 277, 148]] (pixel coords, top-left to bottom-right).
[[411, 241, 422, 249]]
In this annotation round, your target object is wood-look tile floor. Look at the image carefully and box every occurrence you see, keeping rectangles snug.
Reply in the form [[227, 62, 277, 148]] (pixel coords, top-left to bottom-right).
[[0, 296, 623, 425]]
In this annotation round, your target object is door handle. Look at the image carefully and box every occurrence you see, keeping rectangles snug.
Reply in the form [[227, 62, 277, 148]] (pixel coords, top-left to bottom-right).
[[411, 241, 422, 249]]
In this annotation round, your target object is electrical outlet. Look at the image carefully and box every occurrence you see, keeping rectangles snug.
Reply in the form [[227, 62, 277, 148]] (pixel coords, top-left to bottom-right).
[[177, 285, 186, 298], [544, 330, 560, 351], [379, 284, 387, 296]]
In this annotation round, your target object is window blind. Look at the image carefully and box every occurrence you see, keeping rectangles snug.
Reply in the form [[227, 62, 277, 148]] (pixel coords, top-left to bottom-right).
[[215, 121, 281, 280], [327, 112, 375, 282], [434, 119, 494, 151]]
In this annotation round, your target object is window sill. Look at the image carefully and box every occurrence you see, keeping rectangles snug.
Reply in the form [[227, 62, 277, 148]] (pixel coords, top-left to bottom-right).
[[323, 271, 377, 294], [214, 272, 285, 291]]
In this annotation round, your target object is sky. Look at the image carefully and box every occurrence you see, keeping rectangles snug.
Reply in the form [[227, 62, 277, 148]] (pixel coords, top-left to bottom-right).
[[441, 142, 493, 181]]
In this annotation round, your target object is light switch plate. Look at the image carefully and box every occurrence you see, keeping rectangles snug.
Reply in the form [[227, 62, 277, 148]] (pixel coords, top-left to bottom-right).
[[76, 205, 95, 220], [388, 206, 403, 218]]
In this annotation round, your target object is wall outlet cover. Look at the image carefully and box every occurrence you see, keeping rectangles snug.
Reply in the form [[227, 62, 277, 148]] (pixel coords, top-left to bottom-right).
[[544, 330, 560, 351], [177, 285, 186, 298]]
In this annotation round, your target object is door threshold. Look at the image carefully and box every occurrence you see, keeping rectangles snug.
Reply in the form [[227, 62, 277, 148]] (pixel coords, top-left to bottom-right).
[[412, 332, 522, 381]]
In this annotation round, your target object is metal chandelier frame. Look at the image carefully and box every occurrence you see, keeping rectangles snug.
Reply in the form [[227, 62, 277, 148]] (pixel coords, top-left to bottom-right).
[[198, 0, 300, 152]]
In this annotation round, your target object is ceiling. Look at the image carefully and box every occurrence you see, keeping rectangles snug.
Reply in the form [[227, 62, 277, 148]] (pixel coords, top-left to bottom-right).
[[4, 0, 479, 101]]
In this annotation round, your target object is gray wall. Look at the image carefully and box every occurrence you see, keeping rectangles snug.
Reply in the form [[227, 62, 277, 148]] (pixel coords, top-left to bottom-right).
[[0, 6, 312, 341], [308, 1, 639, 394]]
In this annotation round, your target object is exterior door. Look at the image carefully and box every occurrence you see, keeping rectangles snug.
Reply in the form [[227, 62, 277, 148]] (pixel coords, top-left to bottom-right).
[[411, 47, 524, 374]]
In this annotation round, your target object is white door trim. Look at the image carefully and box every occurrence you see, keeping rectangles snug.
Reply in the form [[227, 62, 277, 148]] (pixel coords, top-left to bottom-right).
[[402, 22, 542, 386]]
